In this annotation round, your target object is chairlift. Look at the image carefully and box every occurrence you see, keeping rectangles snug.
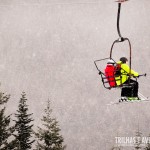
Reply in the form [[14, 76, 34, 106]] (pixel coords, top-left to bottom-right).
[[94, 0, 136, 90]]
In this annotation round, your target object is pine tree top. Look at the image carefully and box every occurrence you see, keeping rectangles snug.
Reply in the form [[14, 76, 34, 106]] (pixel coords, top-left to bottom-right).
[[35, 99, 65, 150], [0, 92, 10, 105], [13, 92, 34, 150]]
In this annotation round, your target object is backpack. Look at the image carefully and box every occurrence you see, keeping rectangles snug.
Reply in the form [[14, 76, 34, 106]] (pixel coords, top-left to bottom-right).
[[104, 63, 121, 87], [115, 63, 121, 77]]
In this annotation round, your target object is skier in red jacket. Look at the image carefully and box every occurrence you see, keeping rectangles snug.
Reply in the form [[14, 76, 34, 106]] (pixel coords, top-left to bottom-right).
[[105, 59, 116, 87]]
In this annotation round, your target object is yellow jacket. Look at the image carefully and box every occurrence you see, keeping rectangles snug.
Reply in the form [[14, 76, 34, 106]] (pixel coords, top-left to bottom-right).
[[115, 61, 139, 85]]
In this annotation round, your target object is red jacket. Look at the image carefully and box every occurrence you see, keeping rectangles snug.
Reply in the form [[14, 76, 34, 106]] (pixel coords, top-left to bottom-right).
[[105, 64, 116, 87]]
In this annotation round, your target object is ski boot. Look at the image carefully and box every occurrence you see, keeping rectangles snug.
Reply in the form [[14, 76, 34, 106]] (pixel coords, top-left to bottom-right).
[[127, 97, 140, 101], [119, 97, 127, 102]]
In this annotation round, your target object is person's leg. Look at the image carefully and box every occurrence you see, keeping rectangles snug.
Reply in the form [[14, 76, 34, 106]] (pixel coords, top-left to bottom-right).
[[129, 79, 139, 97], [121, 87, 132, 97], [121, 80, 132, 97]]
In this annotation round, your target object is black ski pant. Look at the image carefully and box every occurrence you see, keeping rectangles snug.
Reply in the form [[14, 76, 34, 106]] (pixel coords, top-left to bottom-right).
[[121, 79, 139, 97]]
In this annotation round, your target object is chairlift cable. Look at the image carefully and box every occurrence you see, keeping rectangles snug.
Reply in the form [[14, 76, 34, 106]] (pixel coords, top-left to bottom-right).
[[0, 2, 101, 7]]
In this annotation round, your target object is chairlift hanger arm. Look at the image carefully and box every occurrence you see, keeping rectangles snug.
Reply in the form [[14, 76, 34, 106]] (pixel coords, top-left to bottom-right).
[[115, 0, 129, 41], [110, 0, 131, 70]]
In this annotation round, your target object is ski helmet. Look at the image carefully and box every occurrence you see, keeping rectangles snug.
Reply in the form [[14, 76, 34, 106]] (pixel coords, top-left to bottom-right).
[[120, 57, 128, 63], [107, 59, 115, 64]]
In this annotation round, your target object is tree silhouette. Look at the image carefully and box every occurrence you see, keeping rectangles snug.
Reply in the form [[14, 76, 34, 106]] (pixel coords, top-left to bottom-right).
[[13, 92, 34, 150], [134, 129, 142, 150], [144, 134, 150, 150], [0, 92, 14, 149], [35, 99, 66, 150]]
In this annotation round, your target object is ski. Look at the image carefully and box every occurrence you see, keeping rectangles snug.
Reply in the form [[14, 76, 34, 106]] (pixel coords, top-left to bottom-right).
[[107, 92, 149, 106], [107, 99, 150, 106]]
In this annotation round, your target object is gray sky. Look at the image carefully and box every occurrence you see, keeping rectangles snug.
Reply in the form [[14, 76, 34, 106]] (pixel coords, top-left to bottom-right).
[[0, 0, 150, 149]]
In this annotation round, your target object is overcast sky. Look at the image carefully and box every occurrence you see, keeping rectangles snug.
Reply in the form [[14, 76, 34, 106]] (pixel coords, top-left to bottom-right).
[[0, 0, 150, 149]]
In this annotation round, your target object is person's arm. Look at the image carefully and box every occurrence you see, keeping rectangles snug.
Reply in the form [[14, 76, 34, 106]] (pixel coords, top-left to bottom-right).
[[121, 64, 139, 77]]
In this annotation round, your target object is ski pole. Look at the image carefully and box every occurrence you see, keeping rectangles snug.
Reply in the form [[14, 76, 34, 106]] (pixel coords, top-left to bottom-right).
[[138, 73, 147, 77]]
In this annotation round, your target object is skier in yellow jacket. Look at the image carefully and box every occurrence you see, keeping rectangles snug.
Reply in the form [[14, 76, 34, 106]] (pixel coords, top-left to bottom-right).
[[115, 57, 139, 99]]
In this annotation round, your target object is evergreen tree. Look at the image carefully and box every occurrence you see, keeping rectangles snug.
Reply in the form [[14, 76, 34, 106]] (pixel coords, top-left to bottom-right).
[[145, 145, 150, 150], [35, 99, 66, 150], [144, 135, 150, 150], [0, 92, 14, 150], [134, 129, 142, 150], [13, 92, 34, 150]]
